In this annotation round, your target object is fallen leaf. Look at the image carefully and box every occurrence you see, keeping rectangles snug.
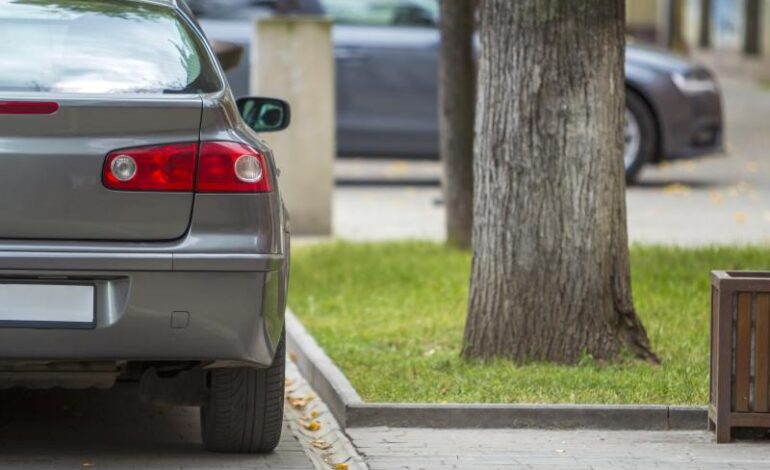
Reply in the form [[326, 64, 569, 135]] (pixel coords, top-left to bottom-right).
[[389, 161, 410, 175], [285, 378, 294, 387], [310, 410, 320, 419], [662, 183, 691, 196], [287, 394, 315, 409], [288, 351, 297, 362], [333, 464, 349, 470], [310, 438, 332, 450], [734, 211, 747, 224], [300, 419, 321, 431]]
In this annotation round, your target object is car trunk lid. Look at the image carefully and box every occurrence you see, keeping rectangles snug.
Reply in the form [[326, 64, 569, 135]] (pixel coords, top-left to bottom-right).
[[0, 96, 203, 241]]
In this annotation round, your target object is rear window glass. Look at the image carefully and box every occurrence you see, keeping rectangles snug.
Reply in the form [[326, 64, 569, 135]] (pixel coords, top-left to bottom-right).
[[0, 0, 221, 94]]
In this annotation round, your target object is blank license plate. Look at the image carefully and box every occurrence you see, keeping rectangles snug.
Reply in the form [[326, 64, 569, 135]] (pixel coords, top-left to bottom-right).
[[0, 284, 95, 327]]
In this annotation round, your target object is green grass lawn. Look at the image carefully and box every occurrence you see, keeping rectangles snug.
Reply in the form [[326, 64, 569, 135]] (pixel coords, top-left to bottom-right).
[[290, 242, 770, 404]]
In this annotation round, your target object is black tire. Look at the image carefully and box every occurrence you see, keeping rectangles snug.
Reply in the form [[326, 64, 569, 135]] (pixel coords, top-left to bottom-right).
[[625, 90, 658, 184], [200, 332, 285, 453]]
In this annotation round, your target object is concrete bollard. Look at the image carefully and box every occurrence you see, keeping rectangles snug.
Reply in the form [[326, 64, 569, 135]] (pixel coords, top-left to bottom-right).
[[251, 16, 335, 236]]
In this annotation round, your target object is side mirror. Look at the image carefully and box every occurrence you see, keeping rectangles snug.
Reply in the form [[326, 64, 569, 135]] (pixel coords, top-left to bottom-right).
[[236, 97, 291, 132]]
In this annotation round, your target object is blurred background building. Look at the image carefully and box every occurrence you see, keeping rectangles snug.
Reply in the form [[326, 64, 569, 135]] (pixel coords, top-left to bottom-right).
[[627, 0, 770, 59]]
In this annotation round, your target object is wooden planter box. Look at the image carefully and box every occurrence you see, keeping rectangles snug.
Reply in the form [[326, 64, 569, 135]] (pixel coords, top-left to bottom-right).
[[710, 271, 770, 442]]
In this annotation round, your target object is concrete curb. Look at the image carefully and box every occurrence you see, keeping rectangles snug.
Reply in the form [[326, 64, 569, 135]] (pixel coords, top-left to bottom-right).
[[286, 310, 708, 430], [286, 310, 363, 428]]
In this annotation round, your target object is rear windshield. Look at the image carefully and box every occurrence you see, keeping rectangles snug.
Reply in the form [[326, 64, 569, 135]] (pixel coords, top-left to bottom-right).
[[0, 0, 221, 94]]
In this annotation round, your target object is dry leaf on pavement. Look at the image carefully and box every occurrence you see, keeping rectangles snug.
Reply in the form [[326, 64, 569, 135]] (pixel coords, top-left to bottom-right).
[[310, 438, 332, 450], [662, 183, 691, 196], [300, 419, 321, 431], [287, 394, 315, 409], [333, 464, 349, 470]]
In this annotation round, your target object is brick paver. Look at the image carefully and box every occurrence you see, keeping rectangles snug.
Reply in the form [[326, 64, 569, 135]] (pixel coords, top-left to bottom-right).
[[0, 360, 356, 469], [349, 427, 770, 469]]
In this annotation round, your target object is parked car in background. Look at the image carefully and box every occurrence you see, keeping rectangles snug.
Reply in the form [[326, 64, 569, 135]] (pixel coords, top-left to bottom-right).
[[192, 0, 723, 182], [0, 0, 290, 453]]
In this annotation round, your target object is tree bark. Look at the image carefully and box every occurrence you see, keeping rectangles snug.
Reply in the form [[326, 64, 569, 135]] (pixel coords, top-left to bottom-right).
[[463, 0, 659, 364], [439, 0, 475, 250], [698, 0, 711, 48], [744, 0, 761, 55]]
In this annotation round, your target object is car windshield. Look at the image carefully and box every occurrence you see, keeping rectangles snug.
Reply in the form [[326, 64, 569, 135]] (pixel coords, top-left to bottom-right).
[[0, 0, 221, 94]]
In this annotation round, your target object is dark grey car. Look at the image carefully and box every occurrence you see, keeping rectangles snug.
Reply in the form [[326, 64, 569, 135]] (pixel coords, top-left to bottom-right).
[[0, 0, 290, 453], [193, 0, 724, 182]]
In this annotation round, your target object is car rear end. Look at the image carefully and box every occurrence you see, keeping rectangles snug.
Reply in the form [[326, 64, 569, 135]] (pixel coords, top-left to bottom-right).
[[0, 0, 289, 452]]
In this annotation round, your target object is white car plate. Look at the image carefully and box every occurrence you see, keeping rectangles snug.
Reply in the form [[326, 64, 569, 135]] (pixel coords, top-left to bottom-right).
[[0, 283, 95, 328]]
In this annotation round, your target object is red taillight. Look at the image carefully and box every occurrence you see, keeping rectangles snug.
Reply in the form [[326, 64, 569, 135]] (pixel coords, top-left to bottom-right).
[[103, 143, 197, 192], [0, 101, 59, 115], [102, 141, 272, 193], [197, 141, 272, 193]]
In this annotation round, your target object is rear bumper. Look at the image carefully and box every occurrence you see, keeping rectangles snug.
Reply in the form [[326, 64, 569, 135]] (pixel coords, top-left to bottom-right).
[[0, 252, 286, 367], [0, 251, 283, 272]]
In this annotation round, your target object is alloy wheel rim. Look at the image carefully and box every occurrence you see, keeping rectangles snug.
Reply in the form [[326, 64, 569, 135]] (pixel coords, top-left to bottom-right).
[[624, 108, 642, 170]]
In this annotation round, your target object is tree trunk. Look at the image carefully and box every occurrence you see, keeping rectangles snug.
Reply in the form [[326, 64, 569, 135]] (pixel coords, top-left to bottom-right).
[[463, 0, 659, 364], [698, 0, 711, 48], [439, 0, 475, 250], [744, 0, 761, 56]]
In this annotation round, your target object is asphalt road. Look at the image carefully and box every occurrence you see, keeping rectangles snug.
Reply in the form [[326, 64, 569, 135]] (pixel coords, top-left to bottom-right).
[[334, 76, 770, 245]]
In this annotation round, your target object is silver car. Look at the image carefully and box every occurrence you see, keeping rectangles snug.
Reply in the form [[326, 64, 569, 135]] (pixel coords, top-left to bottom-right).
[[0, 0, 290, 454]]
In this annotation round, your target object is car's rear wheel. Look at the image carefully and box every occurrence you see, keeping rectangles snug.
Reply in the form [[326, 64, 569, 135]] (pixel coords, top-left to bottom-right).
[[624, 90, 657, 184], [200, 331, 285, 453]]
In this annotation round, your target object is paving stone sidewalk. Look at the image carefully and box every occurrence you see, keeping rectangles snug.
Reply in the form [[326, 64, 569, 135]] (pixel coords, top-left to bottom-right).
[[0, 359, 364, 469], [332, 75, 770, 246], [348, 427, 770, 469]]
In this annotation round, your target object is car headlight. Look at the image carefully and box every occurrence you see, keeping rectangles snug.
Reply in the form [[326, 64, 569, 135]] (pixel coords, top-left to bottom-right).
[[672, 69, 718, 95]]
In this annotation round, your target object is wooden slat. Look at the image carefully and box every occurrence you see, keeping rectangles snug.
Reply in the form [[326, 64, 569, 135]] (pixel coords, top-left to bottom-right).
[[735, 293, 753, 412], [756, 294, 770, 412], [716, 288, 734, 442], [711, 286, 717, 404], [728, 412, 770, 427]]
